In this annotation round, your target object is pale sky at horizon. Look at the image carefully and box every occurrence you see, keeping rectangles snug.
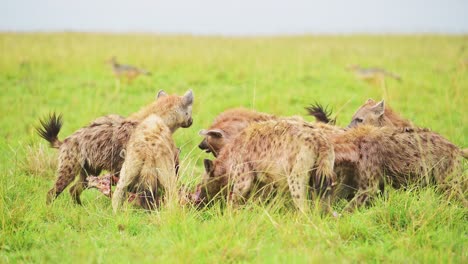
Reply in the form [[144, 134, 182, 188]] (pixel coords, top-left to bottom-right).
[[1, 0, 467, 35]]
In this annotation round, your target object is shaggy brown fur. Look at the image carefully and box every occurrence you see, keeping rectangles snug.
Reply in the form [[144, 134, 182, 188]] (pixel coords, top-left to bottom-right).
[[194, 119, 337, 212], [331, 125, 465, 209], [37, 90, 192, 205], [348, 99, 413, 128]]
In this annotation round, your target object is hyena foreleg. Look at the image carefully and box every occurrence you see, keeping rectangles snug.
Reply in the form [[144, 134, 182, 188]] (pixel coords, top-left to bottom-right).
[[287, 171, 311, 213], [112, 160, 142, 213], [228, 170, 255, 208]]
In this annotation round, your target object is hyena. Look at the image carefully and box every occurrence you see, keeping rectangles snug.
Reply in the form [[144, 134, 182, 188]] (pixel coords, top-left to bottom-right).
[[348, 99, 412, 128], [112, 90, 193, 212], [37, 90, 192, 205], [331, 125, 466, 209], [346, 98, 468, 158], [193, 119, 336, 212]]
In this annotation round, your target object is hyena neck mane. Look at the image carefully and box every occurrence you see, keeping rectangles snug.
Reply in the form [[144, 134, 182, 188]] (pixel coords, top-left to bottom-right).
[[381, 106, 412, 127], [127, 96, 183, 132]]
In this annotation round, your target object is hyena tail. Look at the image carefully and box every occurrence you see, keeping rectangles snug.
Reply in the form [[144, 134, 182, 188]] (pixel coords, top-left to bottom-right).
[[461, 148, 468, 159], [36, 113, 63, 149], [305, 103, 336, 125]]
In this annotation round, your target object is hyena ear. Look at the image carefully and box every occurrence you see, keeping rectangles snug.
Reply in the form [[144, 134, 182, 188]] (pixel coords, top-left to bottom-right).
[[157, 90, 168, 99], [203, 159, 214, 173], [203, 129, 224, 138], [184, 89, 194, 106], [198, 129, 209, 136], [366, 98, 376, 104], [371, 100, 385, 116]]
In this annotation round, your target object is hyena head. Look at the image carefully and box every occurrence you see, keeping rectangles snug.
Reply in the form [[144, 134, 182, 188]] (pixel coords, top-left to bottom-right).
[[348, 99, 385, 128], [152, 89, 194, 130], [191, 159, 226, 206], [198, 129, 227, 157]]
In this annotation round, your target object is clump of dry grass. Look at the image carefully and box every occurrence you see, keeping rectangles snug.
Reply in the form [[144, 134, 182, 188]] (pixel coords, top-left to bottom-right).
[[19, 143, 56, 178]]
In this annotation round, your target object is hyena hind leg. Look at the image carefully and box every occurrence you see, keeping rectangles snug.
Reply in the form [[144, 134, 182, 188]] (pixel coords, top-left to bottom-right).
[[46, 159, 80, 205], [69, 167, 101, 205]]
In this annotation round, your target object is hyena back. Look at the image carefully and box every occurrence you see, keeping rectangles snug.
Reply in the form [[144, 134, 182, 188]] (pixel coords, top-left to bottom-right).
[[198, 107, 330, 157]]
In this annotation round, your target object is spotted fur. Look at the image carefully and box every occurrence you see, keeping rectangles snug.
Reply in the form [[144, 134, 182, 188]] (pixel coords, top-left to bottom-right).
[[38, 90, 192, 205], [194, 119, 336, 212]]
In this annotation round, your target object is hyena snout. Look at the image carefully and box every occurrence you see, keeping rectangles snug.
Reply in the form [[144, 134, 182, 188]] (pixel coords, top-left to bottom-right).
[[198, 139, 211, 152], [182, 117, 193, 128]]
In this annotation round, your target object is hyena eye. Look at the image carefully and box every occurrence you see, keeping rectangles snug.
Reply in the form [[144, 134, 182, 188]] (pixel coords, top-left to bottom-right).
[[355, 118, 363, 123]]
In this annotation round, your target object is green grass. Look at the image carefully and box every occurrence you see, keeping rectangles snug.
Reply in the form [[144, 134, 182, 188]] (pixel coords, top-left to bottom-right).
[[0, 33, 467, 263]]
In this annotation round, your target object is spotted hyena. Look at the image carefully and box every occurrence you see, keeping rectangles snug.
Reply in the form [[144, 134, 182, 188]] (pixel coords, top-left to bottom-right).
[[112, 90, 193, 212], [348, 99, 413, 128], [37, 90, 192, 205], [331, 125, 466, 209], [193, 119, 336, 213]]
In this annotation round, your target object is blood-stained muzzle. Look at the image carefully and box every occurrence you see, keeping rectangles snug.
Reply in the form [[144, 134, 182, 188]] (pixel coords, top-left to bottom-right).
[[191, 185, 206, 206]]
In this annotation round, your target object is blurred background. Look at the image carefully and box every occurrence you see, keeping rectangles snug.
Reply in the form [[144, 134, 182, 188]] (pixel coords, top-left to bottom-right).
[[1, 0, 467, 34]]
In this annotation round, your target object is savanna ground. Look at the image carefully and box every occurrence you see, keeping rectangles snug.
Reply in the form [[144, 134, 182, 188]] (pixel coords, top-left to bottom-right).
[[0, 33, 467, 263]]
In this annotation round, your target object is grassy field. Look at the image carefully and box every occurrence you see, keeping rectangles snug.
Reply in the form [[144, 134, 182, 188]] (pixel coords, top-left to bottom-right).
[[0, 33, 467, 263]]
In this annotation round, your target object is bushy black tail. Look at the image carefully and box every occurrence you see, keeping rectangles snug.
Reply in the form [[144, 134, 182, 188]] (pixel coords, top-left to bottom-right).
[[36, 113, 63, 149], [305, 103, 336, 125]]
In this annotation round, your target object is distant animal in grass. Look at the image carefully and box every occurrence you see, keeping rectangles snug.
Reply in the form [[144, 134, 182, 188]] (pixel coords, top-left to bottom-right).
[[37, 90, 192, 205], [347, 65, 402, 83], [107, 57, 151, 82]]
